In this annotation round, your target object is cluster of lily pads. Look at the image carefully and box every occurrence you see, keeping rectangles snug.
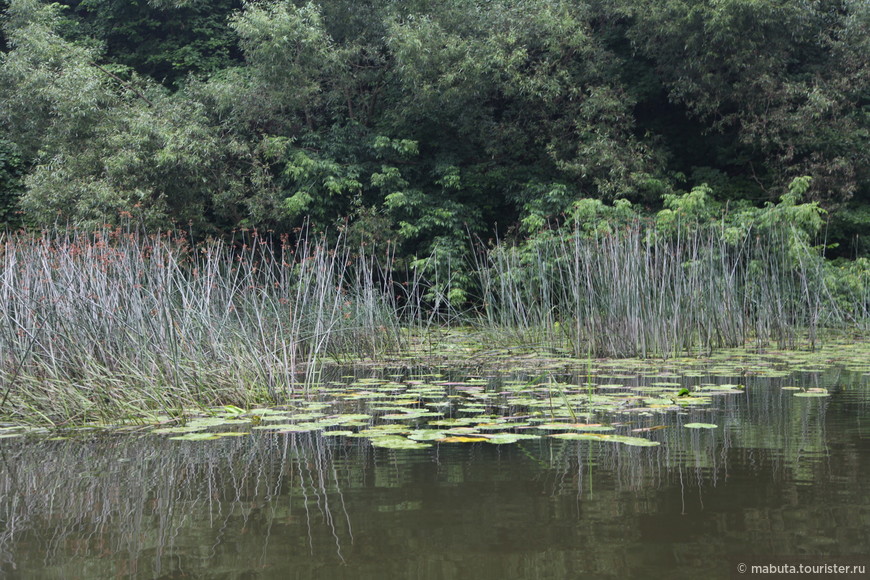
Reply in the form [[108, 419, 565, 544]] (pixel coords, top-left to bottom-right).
[[1, 338, 862, 445], [139, 374, 761, 449]]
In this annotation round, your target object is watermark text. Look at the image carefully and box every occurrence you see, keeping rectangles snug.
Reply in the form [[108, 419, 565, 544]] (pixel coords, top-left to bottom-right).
[[731, 557, 868, 578]]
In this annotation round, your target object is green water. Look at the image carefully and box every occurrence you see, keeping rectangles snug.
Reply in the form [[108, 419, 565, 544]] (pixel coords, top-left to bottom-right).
[[1, 366, 869, 579]]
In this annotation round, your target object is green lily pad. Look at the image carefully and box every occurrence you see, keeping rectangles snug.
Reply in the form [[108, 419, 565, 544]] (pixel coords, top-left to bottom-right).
[[407, 429, 449, 441], [348, 425, 411, 437], [262, 413, 322, 422], [186, 417, 251, 428], [673, 396, 712, 406], [333, 414, 373, 423], [793, 391, 830, 397], [683, 423, 718, 429], [482, 433, 541, 444], [381, 411, 443, 420], [252, 423, 320, 432], [169, 432, 221, 441], [535, 423, 615, 432], [368, 436, 432, 450], [437, 436, 490, 443], [428, 418, 480, 426], [152, 426, 207, 435], [550, 433, 660, 447]]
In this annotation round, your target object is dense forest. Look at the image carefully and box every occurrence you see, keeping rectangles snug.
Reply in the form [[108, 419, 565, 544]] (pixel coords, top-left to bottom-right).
[[0, 0, 867, 262]]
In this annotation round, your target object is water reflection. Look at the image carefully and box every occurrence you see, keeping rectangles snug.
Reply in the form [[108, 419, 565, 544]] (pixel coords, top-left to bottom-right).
[[0, 369, 868, 579]]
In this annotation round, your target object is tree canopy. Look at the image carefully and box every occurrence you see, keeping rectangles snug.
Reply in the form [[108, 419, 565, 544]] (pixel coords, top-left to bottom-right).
[[1, 0, 867, 256]]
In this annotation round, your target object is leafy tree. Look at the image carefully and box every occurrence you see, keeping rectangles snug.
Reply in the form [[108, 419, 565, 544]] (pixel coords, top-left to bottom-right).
[[57, 0, 243, 88], [623, 0, 869, 206], [0, 0, 248, 231], [0, 138, 24, 228]]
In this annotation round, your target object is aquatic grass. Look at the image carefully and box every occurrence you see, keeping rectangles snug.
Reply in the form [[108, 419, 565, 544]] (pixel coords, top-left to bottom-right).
[[1, 218, 866, 426], [0, 226, 408, 423], [473, 218, 861, 358]]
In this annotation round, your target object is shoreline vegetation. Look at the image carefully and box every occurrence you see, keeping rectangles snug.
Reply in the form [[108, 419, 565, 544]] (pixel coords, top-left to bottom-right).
[[1, 190, 867, 426]]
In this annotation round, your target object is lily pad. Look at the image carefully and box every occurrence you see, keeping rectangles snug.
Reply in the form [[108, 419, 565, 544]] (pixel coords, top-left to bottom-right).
[[169, 432, 221, 441], [482, 433, 541, 444], [152, 426, 207, 435], [333, 414, 373, 423], [187, 417, 251, 428], [381, 411, 443, 420], [368, 436, 432, 450], [550, 433, 660, 447], [252, 423, 320, 432], [321, 430, 355, 437], [683, 423, 718, 429], [407, 429, 449, 441]]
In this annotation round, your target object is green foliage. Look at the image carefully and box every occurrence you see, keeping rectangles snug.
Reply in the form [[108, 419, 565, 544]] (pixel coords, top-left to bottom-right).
[[624, 0, 869, 204], [0, 0, 866, 277], [59, 0, 242, 88], [0, 138, 24, 227]]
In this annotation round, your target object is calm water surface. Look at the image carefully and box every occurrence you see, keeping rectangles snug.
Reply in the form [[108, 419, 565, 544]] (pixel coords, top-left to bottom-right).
[[1, 365, 869, 579]]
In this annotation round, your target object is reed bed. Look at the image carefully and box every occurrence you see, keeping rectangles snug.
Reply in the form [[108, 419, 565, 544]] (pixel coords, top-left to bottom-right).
[[0, 227, 404, 424], [475, 219, 864, 357], [0, 221, 866, 424]]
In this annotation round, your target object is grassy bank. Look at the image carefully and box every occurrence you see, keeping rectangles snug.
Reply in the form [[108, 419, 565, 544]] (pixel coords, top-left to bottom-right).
[[0, 220, 866, 425]]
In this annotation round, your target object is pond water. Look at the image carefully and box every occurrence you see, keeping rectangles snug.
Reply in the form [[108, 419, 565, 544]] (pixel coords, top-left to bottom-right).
[[1, 352, 869, 579]]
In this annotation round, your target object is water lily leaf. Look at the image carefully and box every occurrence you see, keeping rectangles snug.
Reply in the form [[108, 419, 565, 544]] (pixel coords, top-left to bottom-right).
[[602, 435, 662, 447], [550, 432, 607, 441], [321, 430, 355, 437], [333, 414, 373, 423], [444, 427, 482, 435], [408, 430, 448, 441], [381, 411, 442, 420], [683, 423, 718, 429], [474, 422, 516, 431], [482, 433, 541, 444], [253, 423, 319, 431], [247, 408, 294, 416], [368, 436, 431, 450], [632, 425, 667, 433], [260, 412, 322, 422], [187, 417, 250, 428], [348, 426, 411, 437], [674, 397, 712, 406], [169, 432, 221, 441], [428, 418, 480, 426], [152, 426, 207, 435], [437, 436, 489, 443], [535, 423, 615, 432], [793, 391, 830, 397], [550, 433, 660, 446]]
